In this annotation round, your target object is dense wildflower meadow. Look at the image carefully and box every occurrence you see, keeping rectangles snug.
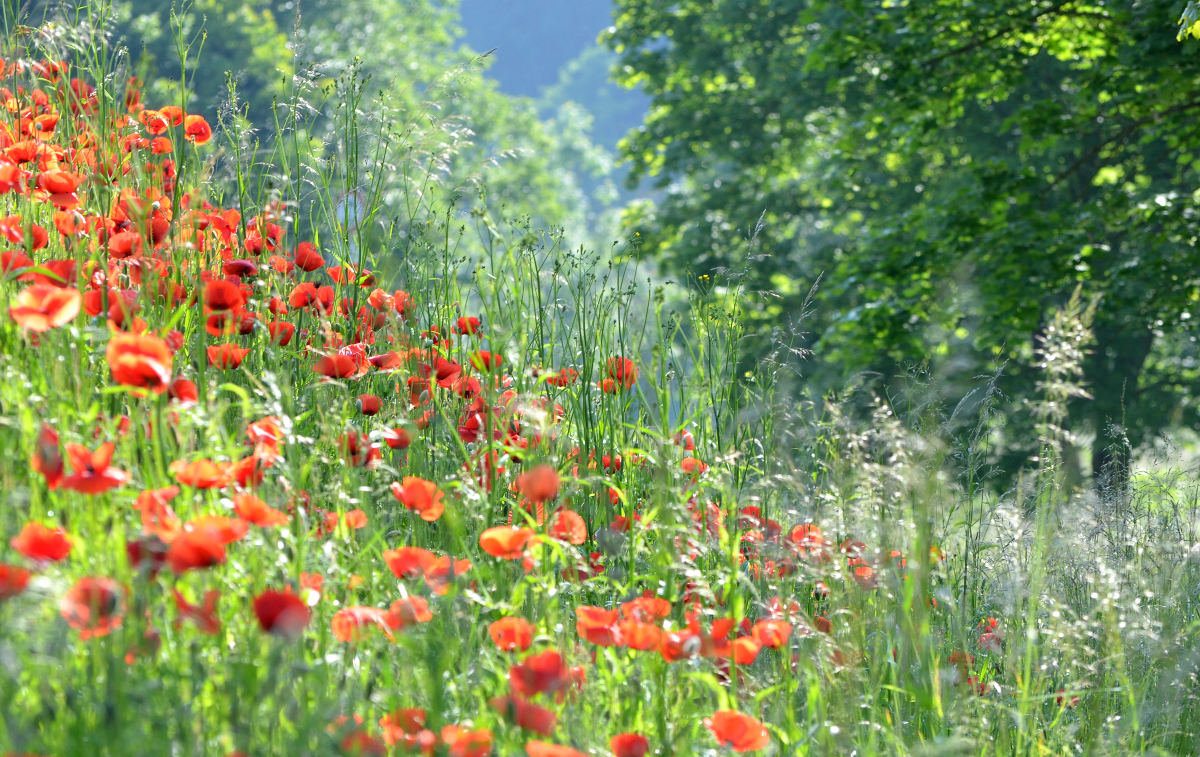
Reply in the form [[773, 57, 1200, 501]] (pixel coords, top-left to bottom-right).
[[0, 14, 1198, 757]]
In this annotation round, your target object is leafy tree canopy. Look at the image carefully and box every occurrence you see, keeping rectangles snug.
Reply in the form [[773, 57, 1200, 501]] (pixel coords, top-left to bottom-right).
[[608, 0, 1200, 472]]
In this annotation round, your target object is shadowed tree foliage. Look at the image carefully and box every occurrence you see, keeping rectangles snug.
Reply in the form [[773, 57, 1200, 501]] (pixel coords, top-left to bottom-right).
[[607, 0, 1200, 475]]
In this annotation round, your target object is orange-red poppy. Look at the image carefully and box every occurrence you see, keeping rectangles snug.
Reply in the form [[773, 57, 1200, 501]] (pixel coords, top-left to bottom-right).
[[575, 606, 621, 646], [174, 589, 221, 634], [391, 476, 444, 522], [509, 649, 568, 696], [731, 636, 761, 665], [11, 521, 70, 562], [207, 343, 249, 369], [60, 576, 124, 639], [609, 733, 650, 757], [233, 493, 289, 527], [183, 114, 212, 145], [751, 620, 792, 649], [387, 596, 433, 626], [331, 606, 395, 642], [382, 546, 436, 580], [344, 509, 368, 529], [166, 529, 225, 573], [168, 377, 198, 404], [204, 280, 244, 311], [8, 283, 80, 332], [617, 620, 662, 651], [355, 394, 381, 415], [621, 595, 670, 622], [253, 589, 310, 639], [293, 241, 323, 271], [441, 726, 492, 757], [31, 422, 63, 489], [704, 710, 769, 752], [62, 442, 130, 493], [489, 617, 535, 652], [490, 694, 557, 735], [479, 526, 535, 559], [0, 562, 31, 599], [171, 458, 232, 489], [605, 356, 638, 390], [106, 332, 172, 393], [526, 742, 585, 757], [548, 509, 587, 545], [422, 555, 471, 595], [134, 486, 182, 542], [516, 465, 559, 503]]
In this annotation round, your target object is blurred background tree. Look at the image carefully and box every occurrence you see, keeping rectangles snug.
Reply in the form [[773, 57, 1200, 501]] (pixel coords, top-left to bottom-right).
[[607, 0, 1200, 479]]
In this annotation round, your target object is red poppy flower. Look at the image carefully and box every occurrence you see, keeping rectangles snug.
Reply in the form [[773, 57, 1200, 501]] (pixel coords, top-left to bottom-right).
[[104, 332, 172, 393], [490, 694, 557, 735], [60, 576, 124, 639], [166, 529, 225, 573], [8, 283, 80, 332], [383, 427, 412, 449], [223, 259, 259, 277], [204, 280, 244, 311], [207, 343, 249, 369], [331, 606, 395, 642], [704, 711, 769, 753], [617, 620, 662, 651], [575, 606, 621, 646], [391, 477, 445, 522], [470, 350, 503, 371], [356, 394, 381, 415], [438, 726, 491, 757], [13, 529, 71, 569], [313, 352, 363, 378], [134, 486, 182, 542], [266, 321, 294, 346], [479, 526, 535, 559], [605, 356, 638, 390], [171, 458, 232, 489], [233, 493, 289, 526], [62, 442, 130, 493], [253, 589, 310, 639], [610, 733, 650, 757], [183, 114, 212, 145], [161, 378, 197, 407], [549, 509, 587, 545], [344, 509, 368, 529], [751, 620, 792, 649], [731, 636, 761, 665], [187, 515, 249, 545], [380, 709, 433, 748], [339, 432, 381, 468], [681, 457, 709, 476], [453, 316, 480, 335], [489, 616, 535, 651], [422, 555, 472, 595], [387, 596, 433, 625], [31, 421, 63, 490], [620, 595, 670, 622], [0, 563, 31, 599], [293, 241, 323, 271], [382, 546, 436, 579], [174, 589, 221, 634], [526, 742, 584, 757], [516, 465, 559, 503], [509, 649, 568, 696]]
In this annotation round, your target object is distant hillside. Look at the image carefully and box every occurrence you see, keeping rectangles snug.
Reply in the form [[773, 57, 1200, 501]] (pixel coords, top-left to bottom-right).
[[458, 0, 647, 152], [457, 0, 614, 96]]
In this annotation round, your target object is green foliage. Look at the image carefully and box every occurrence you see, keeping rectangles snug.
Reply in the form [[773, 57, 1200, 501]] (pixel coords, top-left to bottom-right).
[[608, 0, 1200, 474]]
